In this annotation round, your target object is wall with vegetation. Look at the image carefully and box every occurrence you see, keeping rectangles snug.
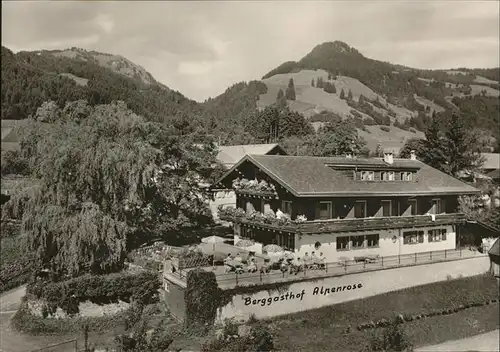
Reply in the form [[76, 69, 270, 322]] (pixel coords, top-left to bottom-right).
[[217, 256, 489, 322], [164, 279, 186, 322]]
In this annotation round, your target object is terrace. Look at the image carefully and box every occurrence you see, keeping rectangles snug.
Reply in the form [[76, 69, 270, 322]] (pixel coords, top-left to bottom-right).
[[166, 246, 487, 290]]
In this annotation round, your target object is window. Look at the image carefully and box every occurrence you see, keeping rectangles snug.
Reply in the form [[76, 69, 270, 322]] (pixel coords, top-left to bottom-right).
[[403, 231, 424, 244], [408, 199, 417, 215], [282, 201, 292, 215], [431, 198, 442, 214], [351, 235, 365, 249], [336, 234, 380, 251], [242, 226, 255, 240], [277, 233, 295, 250], [337, 236, 349, 250], [361, 171, 375, 181], [317, 201, 332, 220], [401, 172, 412, 181], [367, 234, 380, 247], [382, 171, 395, 181], [381, 200, 392, 217], [354, 201, 367, 218], [428, 229, 447, 242]]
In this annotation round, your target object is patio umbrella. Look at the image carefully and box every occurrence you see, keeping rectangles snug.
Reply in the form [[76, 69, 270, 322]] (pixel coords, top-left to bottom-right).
[[235, 239, 255, 248], [201, 235, 226, 267], [263, 244, 284, 253]]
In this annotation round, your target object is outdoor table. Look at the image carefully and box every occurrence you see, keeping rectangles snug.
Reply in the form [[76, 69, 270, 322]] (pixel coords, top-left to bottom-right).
[[226, 260, 244, 274]]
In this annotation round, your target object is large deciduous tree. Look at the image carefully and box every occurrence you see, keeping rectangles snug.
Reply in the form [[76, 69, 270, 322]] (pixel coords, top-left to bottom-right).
[[282, 117, 366, 157], [3, 101, 217, 279]]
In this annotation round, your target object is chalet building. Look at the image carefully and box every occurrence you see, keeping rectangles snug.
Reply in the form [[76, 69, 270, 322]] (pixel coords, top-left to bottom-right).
[[209, 143, 287, 220], [488, 237, 500, 278], [212, 150, 481, 262]]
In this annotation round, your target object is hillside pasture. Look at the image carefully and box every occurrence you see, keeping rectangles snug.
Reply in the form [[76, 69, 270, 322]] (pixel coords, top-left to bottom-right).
[[414, 95, 446, 113], [474, 75, 499, 85], [59, 73, 88, 86], [470, 84, 500, 97], [260, 70, 415, 123], [1, 119, 30, 155], [357, 124, 425, 154]]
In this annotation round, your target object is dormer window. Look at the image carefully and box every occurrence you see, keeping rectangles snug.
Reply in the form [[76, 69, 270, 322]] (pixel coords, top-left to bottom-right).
[[361, 171, 374, 181], [381, 171, 395, 181], [401, 172, 412, 181]]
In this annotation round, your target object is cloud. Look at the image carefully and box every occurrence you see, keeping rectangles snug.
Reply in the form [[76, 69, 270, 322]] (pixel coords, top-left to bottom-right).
[[1, 1, 498, 102]]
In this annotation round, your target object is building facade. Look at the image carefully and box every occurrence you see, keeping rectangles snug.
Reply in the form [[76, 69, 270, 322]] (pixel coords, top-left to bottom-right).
[[213, 151, 480, 263], [209, 143, 287, 220]]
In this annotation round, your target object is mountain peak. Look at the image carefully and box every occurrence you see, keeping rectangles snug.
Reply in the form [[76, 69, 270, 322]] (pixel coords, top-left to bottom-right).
[[308, 41, 363, 57], [33, 47, 159, 86]]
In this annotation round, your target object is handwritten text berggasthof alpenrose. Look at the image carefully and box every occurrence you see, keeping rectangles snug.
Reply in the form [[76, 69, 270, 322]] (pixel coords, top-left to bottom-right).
[[244, 283, 363, 306]]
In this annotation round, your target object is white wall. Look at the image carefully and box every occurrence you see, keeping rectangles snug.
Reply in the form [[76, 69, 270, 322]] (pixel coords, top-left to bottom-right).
[[209, 191, 236, 220], [217, 256, 489, 322], [294, 225, 456, 262]]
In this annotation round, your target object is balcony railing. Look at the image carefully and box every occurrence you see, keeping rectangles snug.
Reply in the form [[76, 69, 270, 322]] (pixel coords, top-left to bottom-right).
[[218, 210, 467, 234], [235, 189, 279, 199], [172, 246, 487, 289]]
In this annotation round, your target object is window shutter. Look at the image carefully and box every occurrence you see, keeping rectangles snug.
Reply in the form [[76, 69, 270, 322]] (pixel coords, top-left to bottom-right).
[[418, 231, 424, 243], [441, 229, 447, 241], [403, 235, 409, 244], [315, 205, 320, 220], [428, 233, 432, 243]]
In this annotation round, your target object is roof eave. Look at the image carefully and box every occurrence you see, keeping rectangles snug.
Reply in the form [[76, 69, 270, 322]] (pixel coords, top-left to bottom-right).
[[295, 190, 481, 197]]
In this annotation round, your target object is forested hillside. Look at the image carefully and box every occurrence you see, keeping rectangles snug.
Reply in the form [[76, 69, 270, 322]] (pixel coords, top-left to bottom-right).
[[2, 42, 499, 153], [1, 46, 201, 124]]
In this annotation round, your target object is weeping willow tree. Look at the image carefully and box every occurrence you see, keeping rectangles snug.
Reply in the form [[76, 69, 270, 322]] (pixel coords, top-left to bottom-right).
[[3, 100, 218, 278]]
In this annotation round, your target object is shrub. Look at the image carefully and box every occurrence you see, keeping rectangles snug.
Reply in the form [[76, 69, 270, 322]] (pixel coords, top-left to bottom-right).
[[11, 299, 132, 335], [26, 271, 160, 315], [201, 321, 275, 352], [409, 128, 417, 133], [366, 322, 414, 352], [380, 126, 391, 132], [185, 269, 224, 330]]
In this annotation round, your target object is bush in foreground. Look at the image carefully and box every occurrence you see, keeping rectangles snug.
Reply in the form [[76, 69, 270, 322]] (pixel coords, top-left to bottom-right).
[[366, 322, 414, 352], [201, 320, 275, 352]]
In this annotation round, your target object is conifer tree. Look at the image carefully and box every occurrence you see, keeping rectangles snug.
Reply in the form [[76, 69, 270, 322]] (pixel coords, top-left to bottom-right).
[[276, 89, 287, 109], [340, 88, 345, 100], [347, 89, 353, 101], [285, 78, 296, 100]]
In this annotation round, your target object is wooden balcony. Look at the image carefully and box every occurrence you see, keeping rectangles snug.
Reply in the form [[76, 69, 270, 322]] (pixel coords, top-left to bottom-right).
[[235, 189, 279, 199], [218, 212, 467, 234]]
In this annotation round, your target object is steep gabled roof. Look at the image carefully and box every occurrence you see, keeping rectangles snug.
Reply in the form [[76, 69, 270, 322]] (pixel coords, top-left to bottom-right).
[[216, 154, 480, 197], [216, 143, 285, 168], [485, 169, 500, 180], [489, 237, 500, 261], [481, 153, 500, 171]]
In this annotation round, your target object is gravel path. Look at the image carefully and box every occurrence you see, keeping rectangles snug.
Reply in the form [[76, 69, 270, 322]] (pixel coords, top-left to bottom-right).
[[416, 330, 500, 352]]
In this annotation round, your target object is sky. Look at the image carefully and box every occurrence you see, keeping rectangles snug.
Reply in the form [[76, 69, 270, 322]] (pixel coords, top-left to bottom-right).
[[2, 1, 499, 102]]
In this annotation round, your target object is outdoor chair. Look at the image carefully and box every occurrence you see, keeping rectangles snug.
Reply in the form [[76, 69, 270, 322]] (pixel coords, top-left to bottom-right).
[[259, 263, 271, 274]]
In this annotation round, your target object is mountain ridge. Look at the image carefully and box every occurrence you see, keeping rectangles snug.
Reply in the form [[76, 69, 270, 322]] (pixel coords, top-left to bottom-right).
[[2, 41, 499, 153]]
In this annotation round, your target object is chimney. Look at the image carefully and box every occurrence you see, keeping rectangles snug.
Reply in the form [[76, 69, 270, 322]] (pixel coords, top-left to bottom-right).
[[383, 150, 394, 164], [410, 150, 416, 160]]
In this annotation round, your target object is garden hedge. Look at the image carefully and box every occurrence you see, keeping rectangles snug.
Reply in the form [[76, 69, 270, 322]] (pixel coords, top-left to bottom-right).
[[11, 298, 132, 335], [26, 270, 161, 315]]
